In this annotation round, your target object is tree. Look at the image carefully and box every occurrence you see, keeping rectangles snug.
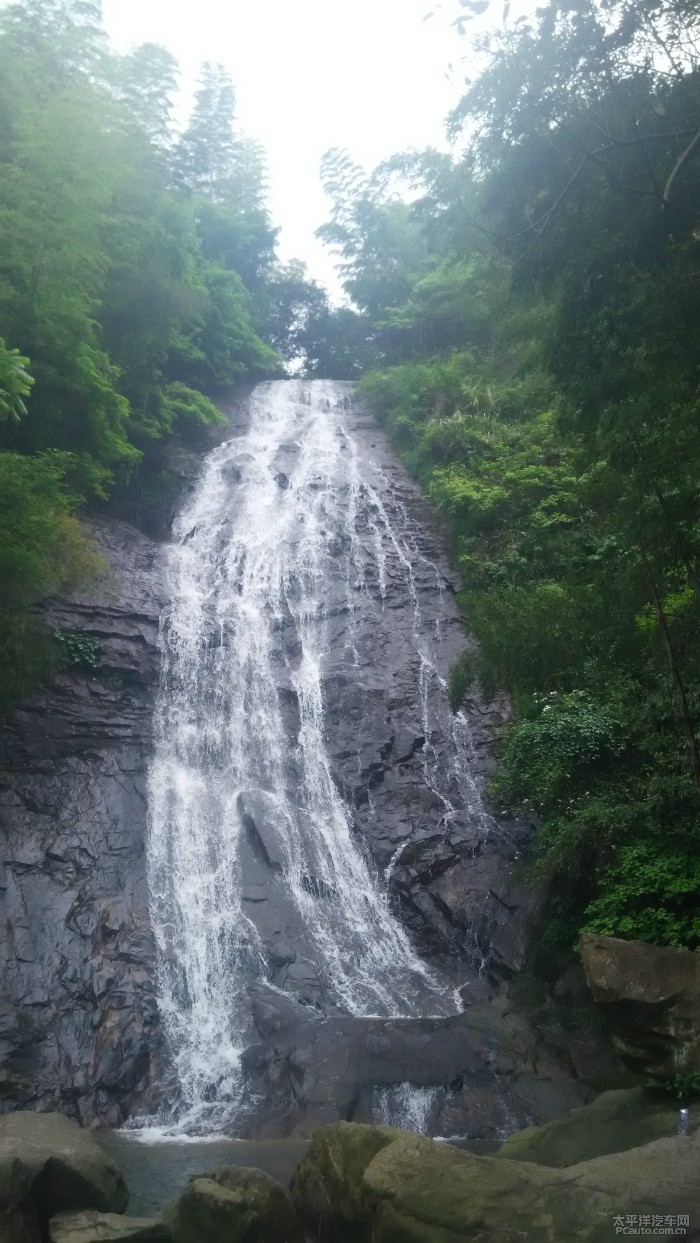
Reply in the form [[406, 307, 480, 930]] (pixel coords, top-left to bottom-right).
[[174, 62, 237, 197], [112, 41, 179, 148], [173, 64, 277, 302], [265, 261, 330, 363], [0, 0, 284, 704], [0, 0, 107, 91]]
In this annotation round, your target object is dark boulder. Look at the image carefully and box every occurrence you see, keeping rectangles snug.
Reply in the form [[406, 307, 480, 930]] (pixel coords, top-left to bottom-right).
[[581, 934, 700, 1078]]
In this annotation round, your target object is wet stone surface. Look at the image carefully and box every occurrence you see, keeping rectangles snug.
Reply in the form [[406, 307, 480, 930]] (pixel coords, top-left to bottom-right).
[[0, 518, 167, 1125], [0, 383, 601, 1136]]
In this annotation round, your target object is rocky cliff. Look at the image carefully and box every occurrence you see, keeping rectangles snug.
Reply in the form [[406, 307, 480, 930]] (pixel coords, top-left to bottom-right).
[[0, 518, 166, 1124], [0, 385, 614, 1135]]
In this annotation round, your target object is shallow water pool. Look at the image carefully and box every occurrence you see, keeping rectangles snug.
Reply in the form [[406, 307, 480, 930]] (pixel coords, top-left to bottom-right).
[[97, 1132, 309, 1217]]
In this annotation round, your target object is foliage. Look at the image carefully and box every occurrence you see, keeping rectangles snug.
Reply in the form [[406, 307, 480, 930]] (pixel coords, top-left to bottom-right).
[[0, 339, 33, 420], [0, 452, 100, 600], [0, 0, 289, 706], [330, 0, 700, 953], [662, 1073, 700, 1101], [53, 629, 103, 672], [0, 450, 103, 710], [0, 0, 280, 498]]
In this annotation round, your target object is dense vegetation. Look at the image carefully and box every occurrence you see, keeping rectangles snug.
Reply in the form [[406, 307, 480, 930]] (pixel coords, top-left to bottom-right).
[[4, 0, 700, 958], [316, 0, 700, 954], [0, 0, 342, 708]]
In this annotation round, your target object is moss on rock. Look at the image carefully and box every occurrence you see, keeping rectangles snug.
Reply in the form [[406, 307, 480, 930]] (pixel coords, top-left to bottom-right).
[[168, 1165, 302, 1243], [289, 1121, 404, 1238], [494, 1086, 693, 1167]]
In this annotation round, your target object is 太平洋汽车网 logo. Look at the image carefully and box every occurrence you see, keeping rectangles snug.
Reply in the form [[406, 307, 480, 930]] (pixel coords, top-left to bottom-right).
[[613, 1214, 689, 1236]]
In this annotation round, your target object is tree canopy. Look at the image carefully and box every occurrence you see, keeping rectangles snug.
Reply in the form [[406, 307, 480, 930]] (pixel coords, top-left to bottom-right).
[[317, 0, 700, 954], [0, 0, 309, 706]]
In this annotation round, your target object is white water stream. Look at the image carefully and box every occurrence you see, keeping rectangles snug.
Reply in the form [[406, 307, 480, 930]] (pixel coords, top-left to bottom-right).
[[146, 380, 491, 1133]]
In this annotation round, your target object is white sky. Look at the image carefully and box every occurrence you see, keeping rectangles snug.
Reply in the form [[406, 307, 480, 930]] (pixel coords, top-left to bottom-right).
[[102, 0, 472, 293]]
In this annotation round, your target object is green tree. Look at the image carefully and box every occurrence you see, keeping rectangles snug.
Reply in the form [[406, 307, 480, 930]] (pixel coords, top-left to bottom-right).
[[174, 62, 237, 196], [0, 0, 283, 705], [112, 41, 179, 148]]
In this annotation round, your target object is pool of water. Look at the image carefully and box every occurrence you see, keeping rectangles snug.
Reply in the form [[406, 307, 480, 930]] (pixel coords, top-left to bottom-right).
[[97, 1132, 309, 1217]]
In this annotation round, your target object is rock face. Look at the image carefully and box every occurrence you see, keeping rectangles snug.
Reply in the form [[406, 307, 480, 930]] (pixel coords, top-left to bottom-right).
[[308, 403, 537, 978], [241, 984, 594, 1139], [0, 381, 606, 1133], [292, 1120, 700, 1242], [581, 934, 700, 1078], [0, 519, 167, 1125]]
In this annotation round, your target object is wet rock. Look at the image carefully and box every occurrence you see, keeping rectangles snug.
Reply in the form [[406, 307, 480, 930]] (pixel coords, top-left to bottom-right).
[[0, 1201, 41, 1243], [267, 942, 296, 969], [238, 791, 287, 871], [49, 1211, 171, 1242], [0, 389, 593, 1135], [168, 1167, 302, 1243], [240, 997, 593, 1140], [0, 520, 166, 1124], [581, 934, 700, 1078]]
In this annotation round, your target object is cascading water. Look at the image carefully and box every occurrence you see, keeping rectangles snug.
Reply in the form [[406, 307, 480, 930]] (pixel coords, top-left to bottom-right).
[[146, 379, 494, 1134], [374, 1084, 443, 1136]]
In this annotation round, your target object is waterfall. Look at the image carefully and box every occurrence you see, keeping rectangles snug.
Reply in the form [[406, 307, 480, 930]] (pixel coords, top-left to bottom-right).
[[374, 1084, 443, 1136], [146, 380, 490, 1133]]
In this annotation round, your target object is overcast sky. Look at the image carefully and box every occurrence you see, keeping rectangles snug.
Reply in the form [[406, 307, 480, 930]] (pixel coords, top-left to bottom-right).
[[102, 0, 471, 292]]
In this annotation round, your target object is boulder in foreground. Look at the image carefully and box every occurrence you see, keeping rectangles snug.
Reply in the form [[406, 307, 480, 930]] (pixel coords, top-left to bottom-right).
[[168, 1165, 303, 1243], [289, 1121, 404, 1236], [293, 1119, 699, 1242], [0, 1112, 128, 1218], [365, 1130, 699, 1241]]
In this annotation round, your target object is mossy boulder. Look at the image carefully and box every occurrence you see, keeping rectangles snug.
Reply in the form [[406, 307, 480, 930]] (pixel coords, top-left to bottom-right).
[[289, 1119, 700, 1242], [494, 1086, 694, 1167], [0, 1112, 128, 1221], [49, 1211, 171, 1242], [365, 1133, 575, 1243], [365, 1130, 700, 1242], [168, 1165, 302, 1243], [289, 1121, 404, 1238]]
